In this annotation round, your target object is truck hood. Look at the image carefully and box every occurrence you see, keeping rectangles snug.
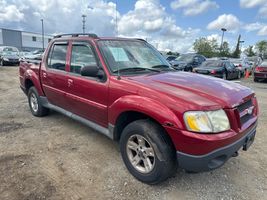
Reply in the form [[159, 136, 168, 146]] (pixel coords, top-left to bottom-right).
[[126, 72, 253, 110]]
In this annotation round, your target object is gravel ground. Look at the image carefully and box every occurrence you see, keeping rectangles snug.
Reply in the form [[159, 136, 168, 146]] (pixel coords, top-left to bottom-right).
[[0, 66, 267, 200]]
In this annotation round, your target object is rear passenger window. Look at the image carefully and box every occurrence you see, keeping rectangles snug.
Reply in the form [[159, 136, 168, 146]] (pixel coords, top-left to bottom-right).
[[48, 44, 68, 71], [70, 43, 97, 74]]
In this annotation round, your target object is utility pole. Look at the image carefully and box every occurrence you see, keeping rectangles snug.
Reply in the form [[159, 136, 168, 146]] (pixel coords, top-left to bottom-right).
[[41, 19, 44, 51], [82, 14, 87, 33], [115, 0, 118, 36], [220, 28, 227, 52]]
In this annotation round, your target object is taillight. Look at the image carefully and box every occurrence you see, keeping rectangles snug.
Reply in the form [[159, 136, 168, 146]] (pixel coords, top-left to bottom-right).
[[251, 96, 259, 115], [255, 66, 262, 72], [211, 70, 216, 74]]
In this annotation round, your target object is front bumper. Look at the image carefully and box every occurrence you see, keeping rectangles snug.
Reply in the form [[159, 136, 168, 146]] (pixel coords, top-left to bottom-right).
[[176, 123, 256, 172], [3, 60, 20, 65], [254, 72, 267, 79]]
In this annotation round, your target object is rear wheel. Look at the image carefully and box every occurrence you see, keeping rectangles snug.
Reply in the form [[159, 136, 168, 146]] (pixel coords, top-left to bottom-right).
[[237, 71, 241, 79], [120, 119, 177, 184], [28, 87, 49, 117]]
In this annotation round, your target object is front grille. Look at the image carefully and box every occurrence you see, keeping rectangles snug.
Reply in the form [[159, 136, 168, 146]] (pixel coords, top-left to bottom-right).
[[237, 99, 254, 126]]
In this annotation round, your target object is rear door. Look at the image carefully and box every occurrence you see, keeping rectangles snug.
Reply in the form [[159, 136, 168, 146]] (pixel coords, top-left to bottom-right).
[[66, 41, 108, 127], [225, 61, 235, 79], [40, 42, 70, 109]]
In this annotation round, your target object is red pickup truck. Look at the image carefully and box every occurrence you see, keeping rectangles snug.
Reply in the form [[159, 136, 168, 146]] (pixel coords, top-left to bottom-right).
[[19, 33, 258, 184]]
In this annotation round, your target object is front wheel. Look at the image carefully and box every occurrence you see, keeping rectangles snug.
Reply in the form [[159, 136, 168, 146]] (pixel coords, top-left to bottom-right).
[[120, 120, 177, 184], [28, 87, 49, 117], [222, 72, 227, 80]]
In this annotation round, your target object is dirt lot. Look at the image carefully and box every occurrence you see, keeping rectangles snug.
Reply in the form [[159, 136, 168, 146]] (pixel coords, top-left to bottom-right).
[[0, 66, 266, 200]]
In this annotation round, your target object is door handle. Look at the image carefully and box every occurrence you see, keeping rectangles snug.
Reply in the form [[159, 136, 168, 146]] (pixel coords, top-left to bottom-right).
[[43, 72, 47, 78], [67, 79, 73, 87]]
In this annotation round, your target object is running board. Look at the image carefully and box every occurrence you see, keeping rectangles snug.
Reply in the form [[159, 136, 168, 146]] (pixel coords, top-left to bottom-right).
[[40, 97, 114, 140]]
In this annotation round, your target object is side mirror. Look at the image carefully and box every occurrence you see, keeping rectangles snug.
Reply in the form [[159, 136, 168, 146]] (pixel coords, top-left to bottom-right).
[[81, 65, 104, 79]]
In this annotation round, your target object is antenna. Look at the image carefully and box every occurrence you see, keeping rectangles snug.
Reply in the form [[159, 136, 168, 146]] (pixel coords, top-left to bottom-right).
[[117, 47, 121, 80]]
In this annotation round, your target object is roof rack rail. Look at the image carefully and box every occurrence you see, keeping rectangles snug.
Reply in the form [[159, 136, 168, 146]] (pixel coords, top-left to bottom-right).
[[135, 38, 147, 42], [53, 33, 98, 39]]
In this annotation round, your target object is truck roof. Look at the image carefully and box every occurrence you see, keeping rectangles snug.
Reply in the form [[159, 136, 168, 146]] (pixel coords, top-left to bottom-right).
[[53, 33, 146, 42]]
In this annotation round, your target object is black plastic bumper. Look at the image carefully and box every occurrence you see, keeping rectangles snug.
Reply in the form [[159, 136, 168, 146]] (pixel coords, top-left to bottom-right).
[[176, 123, 257, 172]]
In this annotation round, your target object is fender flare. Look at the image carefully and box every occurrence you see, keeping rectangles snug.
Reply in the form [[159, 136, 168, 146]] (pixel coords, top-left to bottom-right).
[[109, 95, 182, 129], [24, 69, 45, 96]]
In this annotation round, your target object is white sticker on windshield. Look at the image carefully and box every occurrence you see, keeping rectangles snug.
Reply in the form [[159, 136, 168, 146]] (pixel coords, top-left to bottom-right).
[[109, 47, 129, 62]]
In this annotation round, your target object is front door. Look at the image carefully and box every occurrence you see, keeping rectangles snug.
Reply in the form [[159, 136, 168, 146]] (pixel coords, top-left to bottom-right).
[[66, 41, 108, 127]]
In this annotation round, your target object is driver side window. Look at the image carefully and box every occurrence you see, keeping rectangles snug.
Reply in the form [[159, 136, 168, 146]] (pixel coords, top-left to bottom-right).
[[70, 43, 97, 74]]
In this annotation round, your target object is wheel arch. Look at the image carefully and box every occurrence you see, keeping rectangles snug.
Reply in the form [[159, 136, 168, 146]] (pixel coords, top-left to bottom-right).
[[110, 95, 182, 145], [24, 69, 44, 96]]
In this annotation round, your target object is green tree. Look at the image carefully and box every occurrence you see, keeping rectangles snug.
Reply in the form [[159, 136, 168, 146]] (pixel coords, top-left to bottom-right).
[[232, 34, 241, 58], [220, 41, 230, 57], [256, 40, 267, 58], [244, 45, 256, 57], [193, 37, 218, 58]]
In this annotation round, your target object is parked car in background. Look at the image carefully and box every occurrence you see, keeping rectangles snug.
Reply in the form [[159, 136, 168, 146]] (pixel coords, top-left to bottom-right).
[[254, 60, 267, 82], [169, 53, 206, 71], [24, 49, 45, 60], [19, 51, 32, 61], [0, 46, 20, 66], [194, 59, 241, 80], [165, 55, 177, 62], [0, 46, 19, 53], [230, 58, 251, 76]]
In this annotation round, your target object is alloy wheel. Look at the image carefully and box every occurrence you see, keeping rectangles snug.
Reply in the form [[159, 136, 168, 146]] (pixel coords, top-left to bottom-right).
[[126, 134, 155, 174], [30, 93, 38, 113]]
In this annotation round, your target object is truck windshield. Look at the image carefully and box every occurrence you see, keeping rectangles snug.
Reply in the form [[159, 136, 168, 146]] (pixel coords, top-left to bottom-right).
[[98, 40, 172, 74]]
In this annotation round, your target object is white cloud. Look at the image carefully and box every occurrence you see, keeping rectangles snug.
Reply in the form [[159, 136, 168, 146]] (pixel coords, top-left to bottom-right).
[[258, 26, 267, 36], [207, 34, 221, 42], [243, 22, 264, 32], [170, 0, 219, 16], [0, 1, 24, 22], [259, 4, 267, 18], [207, 14, 241, 32], [242, 22, 267, 36], [240, 0, 266, 8], [118, 0, 200, 52], [240, 0, 267, 18]]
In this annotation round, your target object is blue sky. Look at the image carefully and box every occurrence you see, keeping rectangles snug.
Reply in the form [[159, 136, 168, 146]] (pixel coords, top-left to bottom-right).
[[0, 0, 267, 52]]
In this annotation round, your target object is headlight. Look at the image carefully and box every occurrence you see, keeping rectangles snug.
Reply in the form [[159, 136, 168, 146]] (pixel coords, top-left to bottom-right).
[[184, 109, 230, 133], [3, 58, 9, 61]]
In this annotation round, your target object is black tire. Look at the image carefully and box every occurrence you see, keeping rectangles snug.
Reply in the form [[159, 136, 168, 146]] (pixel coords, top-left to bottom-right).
[[28, 86, 49, 117], [237, 71, 241, 79], [120, 119, 177, 184], [222, 72, 227, 80]]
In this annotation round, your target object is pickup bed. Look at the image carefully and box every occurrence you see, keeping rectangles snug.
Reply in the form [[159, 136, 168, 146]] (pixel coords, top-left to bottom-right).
[[19, 33, 259, 184]]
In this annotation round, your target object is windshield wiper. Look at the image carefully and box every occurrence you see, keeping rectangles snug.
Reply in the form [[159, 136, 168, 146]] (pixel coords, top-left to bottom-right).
[[151, 64, 174, 71], [113, 67, 160, 73]]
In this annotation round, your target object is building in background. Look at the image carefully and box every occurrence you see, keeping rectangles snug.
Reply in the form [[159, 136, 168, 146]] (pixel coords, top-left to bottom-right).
[[0, 28, 52, 51]]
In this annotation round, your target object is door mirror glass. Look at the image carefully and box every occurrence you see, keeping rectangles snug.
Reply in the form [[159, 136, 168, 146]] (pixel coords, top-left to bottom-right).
[[81, 65, 99, 77], [80, 65, 104, 79]]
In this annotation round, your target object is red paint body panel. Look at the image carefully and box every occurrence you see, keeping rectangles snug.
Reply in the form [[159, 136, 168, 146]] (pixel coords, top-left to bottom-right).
[[19, 36, 259, 157]]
